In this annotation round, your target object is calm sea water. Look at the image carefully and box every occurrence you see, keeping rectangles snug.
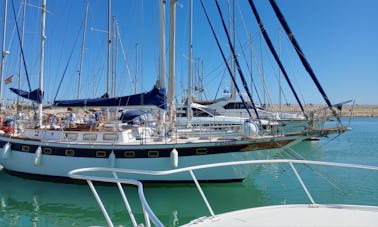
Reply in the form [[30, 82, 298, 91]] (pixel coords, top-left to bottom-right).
[[0, 118, 377, 226]]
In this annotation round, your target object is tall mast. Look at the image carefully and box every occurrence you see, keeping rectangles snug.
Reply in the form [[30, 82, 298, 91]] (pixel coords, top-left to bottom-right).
[[38, 0, 46, 127], [0, 0, 8, 101], [186, 0, 193, 128], [277, 27, 282, 112], [259, 33, 266, 106], [249, 33, 253, 98], [157, 0, 166, 89], [106, 0, 111, 96], [17, 0, 27, 111], [135, 43, 138, 94], [229, 0, 236, 101], [78, 0, 89, 99], [116, 19, 119, 96], [112, 16, 118, 97], [168, 0, 176, 128]]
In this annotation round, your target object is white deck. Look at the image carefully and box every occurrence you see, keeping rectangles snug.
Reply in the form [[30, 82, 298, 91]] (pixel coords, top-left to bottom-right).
[[68, 159, 378, 227], [184, 204, 378, 226]]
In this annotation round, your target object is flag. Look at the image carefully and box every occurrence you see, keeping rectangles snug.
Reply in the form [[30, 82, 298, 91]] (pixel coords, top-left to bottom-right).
[[4, 74, 14, 85]]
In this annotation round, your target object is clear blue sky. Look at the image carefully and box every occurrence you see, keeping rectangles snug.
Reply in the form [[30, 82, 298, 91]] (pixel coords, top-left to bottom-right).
[[1, 0, 378, 105]]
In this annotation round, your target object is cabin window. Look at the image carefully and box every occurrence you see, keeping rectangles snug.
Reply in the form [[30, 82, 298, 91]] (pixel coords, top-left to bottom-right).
[[193, 108, 211, 117], [22, 145, 30, 152], [66, 133, 78, 140], [83, 134, 97, 141], [43, 147, 52, 155], [223, 102, 252, 109], [196, 148, 208, 155], [103, 133, 119, 141], [96, 151, 107, 158], [65, 149, 75, 156], [148, 150, 159, 158], [124, 151, 135, 158]]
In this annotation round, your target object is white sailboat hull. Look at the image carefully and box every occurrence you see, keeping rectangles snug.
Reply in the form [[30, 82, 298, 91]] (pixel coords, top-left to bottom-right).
[[0, 134, 301, 181]]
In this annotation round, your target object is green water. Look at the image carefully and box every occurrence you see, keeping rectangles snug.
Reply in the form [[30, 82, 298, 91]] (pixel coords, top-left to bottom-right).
[[1, 118, 377, 226]]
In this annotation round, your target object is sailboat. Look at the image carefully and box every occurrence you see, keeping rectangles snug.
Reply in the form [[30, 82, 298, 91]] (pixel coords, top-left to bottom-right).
[[0, 1, 348, 182]]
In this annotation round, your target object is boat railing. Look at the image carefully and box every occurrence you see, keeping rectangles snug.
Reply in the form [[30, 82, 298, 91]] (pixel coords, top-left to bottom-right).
[[68, 159, 378, 227]]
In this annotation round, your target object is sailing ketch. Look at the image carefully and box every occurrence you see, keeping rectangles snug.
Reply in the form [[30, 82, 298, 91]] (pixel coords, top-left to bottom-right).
[[0, 1, 348, 182]]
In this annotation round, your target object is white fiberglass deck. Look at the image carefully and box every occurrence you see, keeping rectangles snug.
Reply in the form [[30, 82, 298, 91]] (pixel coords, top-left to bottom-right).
[[184, 204, 378, 226]]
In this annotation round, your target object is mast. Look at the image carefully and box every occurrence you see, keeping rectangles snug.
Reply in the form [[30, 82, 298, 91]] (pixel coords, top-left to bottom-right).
[[17, 0, 26, 111], [116, 20, 119, 96], [249, 33, 253, 99], [135, 43, 138, 94], [38, 0, 47, 127], [229, 0, 236, 101], [0, 0, 8, 101], [106, 0, 111, 96], [186, 0, 193, 128], [277, 27, 281, 112], [78, 0, 89, 99], [259, 33, 266, 106], [112, 16, 118, 97], [157, 0, 166, 89], [168, 0, 176, 130]]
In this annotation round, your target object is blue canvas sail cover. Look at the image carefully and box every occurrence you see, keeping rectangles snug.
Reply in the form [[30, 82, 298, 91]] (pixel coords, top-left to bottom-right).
[[10, 88, 44, 104], [53, 86, 167, 109]]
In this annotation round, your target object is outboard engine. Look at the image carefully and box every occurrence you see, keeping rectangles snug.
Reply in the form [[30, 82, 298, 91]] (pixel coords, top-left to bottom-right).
[[243, 120, 259, 136]]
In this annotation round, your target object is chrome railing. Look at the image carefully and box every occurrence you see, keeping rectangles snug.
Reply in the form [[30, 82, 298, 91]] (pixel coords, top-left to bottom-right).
[[68, 159, 378, 227]]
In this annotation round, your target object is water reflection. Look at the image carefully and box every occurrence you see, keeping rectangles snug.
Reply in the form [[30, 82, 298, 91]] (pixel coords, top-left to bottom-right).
[[1, 163, 377, 227], [0, 172, 108, 226], [0, 171, 266, 227]]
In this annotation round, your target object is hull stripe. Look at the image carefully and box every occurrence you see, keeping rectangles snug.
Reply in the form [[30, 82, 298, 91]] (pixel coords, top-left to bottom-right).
[[0, 139, 294, 158]]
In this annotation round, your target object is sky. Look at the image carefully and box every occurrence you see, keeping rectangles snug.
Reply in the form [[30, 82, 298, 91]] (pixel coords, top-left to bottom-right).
[[1, 0, 377, 106]]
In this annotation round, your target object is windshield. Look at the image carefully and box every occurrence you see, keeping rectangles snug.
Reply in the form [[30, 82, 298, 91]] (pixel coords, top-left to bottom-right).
[[200, 107, 221, 116]]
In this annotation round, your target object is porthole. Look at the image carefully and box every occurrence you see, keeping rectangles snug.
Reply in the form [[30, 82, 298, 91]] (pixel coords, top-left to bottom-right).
[[65, 149, 75, 156], [43, 148, 52, 155], [124, 151, 135, 158], [196, 148, 207, 155], [22, 145, 30, 152], [148, 150, 159, 158], [96, 151, 107, 158]]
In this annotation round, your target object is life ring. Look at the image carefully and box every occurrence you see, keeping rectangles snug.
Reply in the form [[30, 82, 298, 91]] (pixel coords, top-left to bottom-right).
[[47, 114, 60, 125]]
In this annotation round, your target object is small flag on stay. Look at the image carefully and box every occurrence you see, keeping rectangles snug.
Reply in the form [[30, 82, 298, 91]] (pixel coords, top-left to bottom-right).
[[4, 74, 14, 85]]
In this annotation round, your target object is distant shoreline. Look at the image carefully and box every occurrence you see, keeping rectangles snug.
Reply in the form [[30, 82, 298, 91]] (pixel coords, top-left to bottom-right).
[[3, 103, 378, 118], [269, 104, 378, 118]]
